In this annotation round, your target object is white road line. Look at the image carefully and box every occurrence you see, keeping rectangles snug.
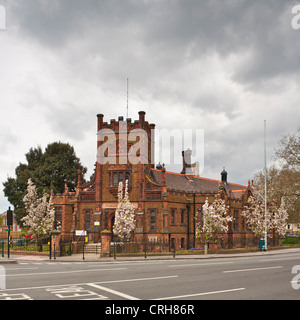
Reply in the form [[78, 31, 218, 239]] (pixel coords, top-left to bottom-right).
[[5, 267, 127, 277], [87, 261, 164, 267], [153, 287, 245, 300], [223, 266, 283, 273], [87, 283, 140, 300], [0, 275, 178, 292], [169, 262, 233, 268], [0, 292, 33, 300], [94, 275, 178, 285], [260, 256, 300, 262], [5, 267, 38, 271]]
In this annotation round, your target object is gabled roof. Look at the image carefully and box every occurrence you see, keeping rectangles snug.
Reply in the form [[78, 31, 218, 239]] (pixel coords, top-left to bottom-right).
[[149, 168, 247, 196]]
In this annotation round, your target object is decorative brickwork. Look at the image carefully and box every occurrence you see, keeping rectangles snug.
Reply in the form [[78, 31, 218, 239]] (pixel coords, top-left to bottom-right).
[[51, 111, 263, 250]]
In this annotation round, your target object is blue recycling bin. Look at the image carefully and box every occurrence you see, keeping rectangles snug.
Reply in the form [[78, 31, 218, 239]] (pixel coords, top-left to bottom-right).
[[259, 238, 265, 251]]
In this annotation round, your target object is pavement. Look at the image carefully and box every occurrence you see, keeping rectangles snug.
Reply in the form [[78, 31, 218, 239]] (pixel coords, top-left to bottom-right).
[[2, 247, 300, 264]]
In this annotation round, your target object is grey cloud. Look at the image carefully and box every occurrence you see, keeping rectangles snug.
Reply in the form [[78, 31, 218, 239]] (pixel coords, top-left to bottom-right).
[[1, 0, 299, 201], [8, 0, 298, 94]]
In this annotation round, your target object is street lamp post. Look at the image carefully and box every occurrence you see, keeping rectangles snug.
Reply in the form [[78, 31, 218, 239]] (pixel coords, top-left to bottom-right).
[[264, 120, 268, 251]]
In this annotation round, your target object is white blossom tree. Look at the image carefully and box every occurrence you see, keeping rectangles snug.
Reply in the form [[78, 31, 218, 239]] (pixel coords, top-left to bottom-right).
[[242, 193, 271, 238], [22, 179, 55, 248], [242, 189, 288, 238], [272, 198, 289, 237], [113, 180, 136, 244], [196, 197, 232, 253]]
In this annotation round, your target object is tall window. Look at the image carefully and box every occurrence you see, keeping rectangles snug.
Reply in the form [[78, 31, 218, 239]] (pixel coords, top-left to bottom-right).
[[233, 210, 239, 232], [150, 211, 156, 231], [181, 238, 185, 249], [171, 209, 175, 224], [180, 209, 185, 224], [111, 171, 130, 187], [85, 211, 91, 231], [54, 207, 62, 230], [113, 173, 118, 187]]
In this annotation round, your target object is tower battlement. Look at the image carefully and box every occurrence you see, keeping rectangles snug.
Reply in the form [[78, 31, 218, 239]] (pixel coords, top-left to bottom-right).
[[96, 111, 155, 167]]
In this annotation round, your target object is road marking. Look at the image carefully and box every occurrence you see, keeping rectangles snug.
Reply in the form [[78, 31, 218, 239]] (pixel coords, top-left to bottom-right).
[[87, 261, 164, 267], [169, 262, 233, 268], [5, 267, 39, 271], [87, 283, 140, 300], [5, 267, 127, 277], [153, 287, 245, 300], [0, 292, 33, 300], [94, 275, 178, 285], [223, 266, 283, 273], [260, 256, 300, 262], [46, 285, 109, 300], [0, 275, 178, 292]]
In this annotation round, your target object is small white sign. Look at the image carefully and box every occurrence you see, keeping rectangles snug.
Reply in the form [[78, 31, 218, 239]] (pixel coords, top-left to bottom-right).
[[148, 235, 158, 242], [75, 230, 87, 236]]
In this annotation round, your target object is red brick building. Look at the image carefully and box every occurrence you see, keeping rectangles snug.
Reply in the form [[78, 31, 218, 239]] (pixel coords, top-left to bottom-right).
[[0, 210, 22, 240], [52, 111, 258, 250]]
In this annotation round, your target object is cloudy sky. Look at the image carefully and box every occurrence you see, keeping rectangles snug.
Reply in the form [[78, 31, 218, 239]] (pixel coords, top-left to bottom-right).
[[0, 0, 299, 212]]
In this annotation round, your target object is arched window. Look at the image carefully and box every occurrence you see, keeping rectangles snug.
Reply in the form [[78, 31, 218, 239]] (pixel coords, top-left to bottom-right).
[[150, 211, 156, 231], [113, 173, 118, 187], [111, 171, 131, 187]]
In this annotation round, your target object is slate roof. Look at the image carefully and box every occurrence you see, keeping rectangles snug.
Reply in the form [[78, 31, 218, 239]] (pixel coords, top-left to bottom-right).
[[149, 168, 247, 198]]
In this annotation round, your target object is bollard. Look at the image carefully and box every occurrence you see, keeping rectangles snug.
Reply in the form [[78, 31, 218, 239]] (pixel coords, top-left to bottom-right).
[[114, 241, 116, 260]]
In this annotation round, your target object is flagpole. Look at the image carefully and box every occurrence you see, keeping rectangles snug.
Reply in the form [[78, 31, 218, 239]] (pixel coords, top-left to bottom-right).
[[126, 78, 129, 119], [264, 120, 267, 251]]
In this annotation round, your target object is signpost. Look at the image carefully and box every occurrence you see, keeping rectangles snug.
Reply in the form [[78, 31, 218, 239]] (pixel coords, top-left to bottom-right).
[[6, 207, 13, 258]]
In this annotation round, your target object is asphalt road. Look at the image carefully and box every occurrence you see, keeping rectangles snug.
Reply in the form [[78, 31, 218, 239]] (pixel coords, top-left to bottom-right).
[[1, 251, 300, 301]]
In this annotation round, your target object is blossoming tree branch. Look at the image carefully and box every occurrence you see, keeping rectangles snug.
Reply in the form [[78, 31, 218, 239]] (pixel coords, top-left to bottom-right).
[[242, 187, 288, 238], [196, 196, 232, 253], [113, 179, 136, 244], [22, 179, 55, 250]]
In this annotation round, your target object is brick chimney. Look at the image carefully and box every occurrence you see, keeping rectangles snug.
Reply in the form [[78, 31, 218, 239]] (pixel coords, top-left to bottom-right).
[[138, 111, 146, 125], [162, 163, 166, 185], [181, 149, 193, 175]]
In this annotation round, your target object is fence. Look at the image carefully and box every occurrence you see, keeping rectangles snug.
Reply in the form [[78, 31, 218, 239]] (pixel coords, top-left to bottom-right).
[[110, 239, 173, 259], [1, 237, 50, 258], [1, 232, 283, 260], [49, 232, 102, 260]]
